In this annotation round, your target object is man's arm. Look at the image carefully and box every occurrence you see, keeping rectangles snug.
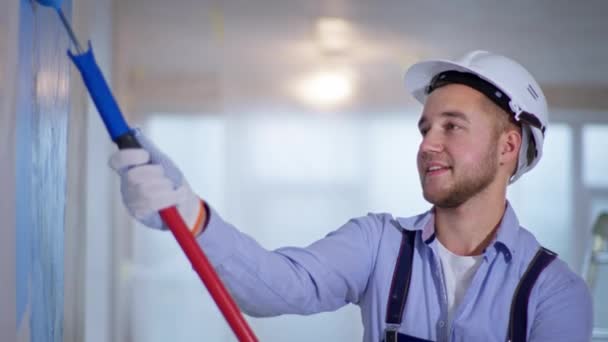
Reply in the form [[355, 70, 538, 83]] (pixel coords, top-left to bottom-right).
[[197, 206, 385, 317]]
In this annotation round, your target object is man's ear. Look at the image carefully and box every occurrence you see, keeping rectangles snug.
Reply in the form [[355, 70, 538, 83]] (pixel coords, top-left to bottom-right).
[[499, 129, 521, 166]]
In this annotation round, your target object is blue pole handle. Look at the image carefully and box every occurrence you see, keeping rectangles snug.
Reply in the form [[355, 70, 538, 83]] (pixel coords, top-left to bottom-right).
[[68, 42, 132, 142]]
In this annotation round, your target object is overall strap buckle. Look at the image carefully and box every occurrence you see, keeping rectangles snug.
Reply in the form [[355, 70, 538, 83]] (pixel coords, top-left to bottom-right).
[[384, 324, 400, 342]]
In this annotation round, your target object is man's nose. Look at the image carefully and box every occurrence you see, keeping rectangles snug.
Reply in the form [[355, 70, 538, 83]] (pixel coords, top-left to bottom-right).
[[419, 129, 444, 153]]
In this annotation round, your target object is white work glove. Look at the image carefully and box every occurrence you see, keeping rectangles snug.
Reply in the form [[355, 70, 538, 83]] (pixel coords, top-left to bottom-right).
[[109, 129, 206, 235]]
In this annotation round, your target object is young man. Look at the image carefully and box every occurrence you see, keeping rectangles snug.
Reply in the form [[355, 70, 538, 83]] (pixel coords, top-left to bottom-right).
[[110, 50, 593, 341]]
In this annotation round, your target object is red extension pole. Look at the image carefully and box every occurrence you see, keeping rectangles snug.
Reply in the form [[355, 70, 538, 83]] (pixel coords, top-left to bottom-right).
[[159, 207, 258, 342]]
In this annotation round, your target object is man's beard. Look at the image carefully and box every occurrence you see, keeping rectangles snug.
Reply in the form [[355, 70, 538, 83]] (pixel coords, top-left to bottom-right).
[[421, 142, 499, 208]]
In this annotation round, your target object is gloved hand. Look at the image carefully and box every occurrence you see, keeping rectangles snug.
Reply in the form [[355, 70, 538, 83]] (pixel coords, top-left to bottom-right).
[[109, 129, 206, 235]]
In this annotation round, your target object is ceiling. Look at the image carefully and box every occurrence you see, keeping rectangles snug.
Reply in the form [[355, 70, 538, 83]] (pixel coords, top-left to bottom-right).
[[113, 0, 608, 113]]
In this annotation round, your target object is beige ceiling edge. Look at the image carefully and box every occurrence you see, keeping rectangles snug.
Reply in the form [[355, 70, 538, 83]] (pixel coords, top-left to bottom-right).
[[544, 84, 608, 111]]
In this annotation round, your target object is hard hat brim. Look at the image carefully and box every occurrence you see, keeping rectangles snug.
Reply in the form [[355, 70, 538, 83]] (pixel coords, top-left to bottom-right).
[[404, 59, 499, 105]]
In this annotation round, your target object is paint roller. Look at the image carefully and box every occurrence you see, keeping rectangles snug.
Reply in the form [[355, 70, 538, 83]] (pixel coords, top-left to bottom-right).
[[34, 1, 258, 341]]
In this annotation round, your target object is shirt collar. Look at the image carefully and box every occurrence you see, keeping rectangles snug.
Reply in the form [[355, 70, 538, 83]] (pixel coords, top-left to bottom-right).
[[395, 208, 436, 244], [395, 201, 520, 261], [492, 201, 520, 259]]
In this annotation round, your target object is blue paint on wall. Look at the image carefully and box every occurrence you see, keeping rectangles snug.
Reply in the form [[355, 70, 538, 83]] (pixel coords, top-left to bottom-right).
[[16, 0, 71, 340], [16, 0, 34, 330]]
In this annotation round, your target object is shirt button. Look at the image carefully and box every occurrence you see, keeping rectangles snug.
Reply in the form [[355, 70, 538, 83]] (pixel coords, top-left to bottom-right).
[[438, 320, 445, 327]]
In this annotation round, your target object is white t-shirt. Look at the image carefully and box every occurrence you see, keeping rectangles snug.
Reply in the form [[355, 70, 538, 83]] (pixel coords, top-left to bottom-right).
[[435, 238, 484, 333]]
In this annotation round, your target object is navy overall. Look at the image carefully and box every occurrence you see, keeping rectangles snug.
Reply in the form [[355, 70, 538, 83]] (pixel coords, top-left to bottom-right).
[[383, 230, 556, 342]]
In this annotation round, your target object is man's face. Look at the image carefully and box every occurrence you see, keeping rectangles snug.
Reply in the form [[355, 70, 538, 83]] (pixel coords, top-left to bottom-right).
[[416, 84, 501, 208]]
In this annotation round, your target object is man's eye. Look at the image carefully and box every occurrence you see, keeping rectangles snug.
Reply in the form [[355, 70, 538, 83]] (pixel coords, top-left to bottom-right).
[[445, 123, 459, 131]]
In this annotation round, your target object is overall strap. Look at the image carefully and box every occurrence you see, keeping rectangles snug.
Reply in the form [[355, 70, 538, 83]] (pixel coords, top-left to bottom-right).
[[507, 247, 557, 342], [384, 229, 417, 342]]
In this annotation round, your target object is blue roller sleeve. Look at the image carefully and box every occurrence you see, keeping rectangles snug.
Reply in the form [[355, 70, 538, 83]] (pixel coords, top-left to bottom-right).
[[35, 0, 62, 9], [68, 42, 139, 148]]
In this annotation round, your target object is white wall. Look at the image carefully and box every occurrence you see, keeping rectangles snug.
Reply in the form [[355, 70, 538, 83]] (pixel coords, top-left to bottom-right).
[[63, 0, 116, 341], [0, 0, 20, 341], [65, 0, 117, 341]]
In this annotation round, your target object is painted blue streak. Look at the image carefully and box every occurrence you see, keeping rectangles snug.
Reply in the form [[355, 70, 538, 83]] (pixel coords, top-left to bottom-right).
[[16, 0, 34, 329], [16, 0, 69, 341]]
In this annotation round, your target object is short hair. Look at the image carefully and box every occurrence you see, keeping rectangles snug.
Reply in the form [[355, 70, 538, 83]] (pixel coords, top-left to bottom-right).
[[479, 95, 521, 137]]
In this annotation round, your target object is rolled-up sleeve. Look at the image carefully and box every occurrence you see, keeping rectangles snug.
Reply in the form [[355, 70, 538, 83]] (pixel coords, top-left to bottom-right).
[[196, 206, 384, 317]]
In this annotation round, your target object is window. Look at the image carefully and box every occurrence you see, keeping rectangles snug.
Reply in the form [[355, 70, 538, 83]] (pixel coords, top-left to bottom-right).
[[508, 124, 573, 264], [584, 125, 608, 188]]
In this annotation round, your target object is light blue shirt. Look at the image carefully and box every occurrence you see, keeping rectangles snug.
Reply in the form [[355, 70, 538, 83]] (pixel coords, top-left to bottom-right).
[[197, 202, 593, 342]]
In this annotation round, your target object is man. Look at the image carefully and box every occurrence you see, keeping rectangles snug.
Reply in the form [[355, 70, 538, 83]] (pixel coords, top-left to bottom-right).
[[110, 50, 593, 341]]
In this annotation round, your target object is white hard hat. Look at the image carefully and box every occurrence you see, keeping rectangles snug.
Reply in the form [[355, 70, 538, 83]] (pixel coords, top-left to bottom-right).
[[404, 50, 548, 183]]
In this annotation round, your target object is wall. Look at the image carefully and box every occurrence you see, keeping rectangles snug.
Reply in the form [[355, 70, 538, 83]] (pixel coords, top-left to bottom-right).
[[76, 0, 117, 340], [0, 0, 20, 340], [12, 1, 73, 341]]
